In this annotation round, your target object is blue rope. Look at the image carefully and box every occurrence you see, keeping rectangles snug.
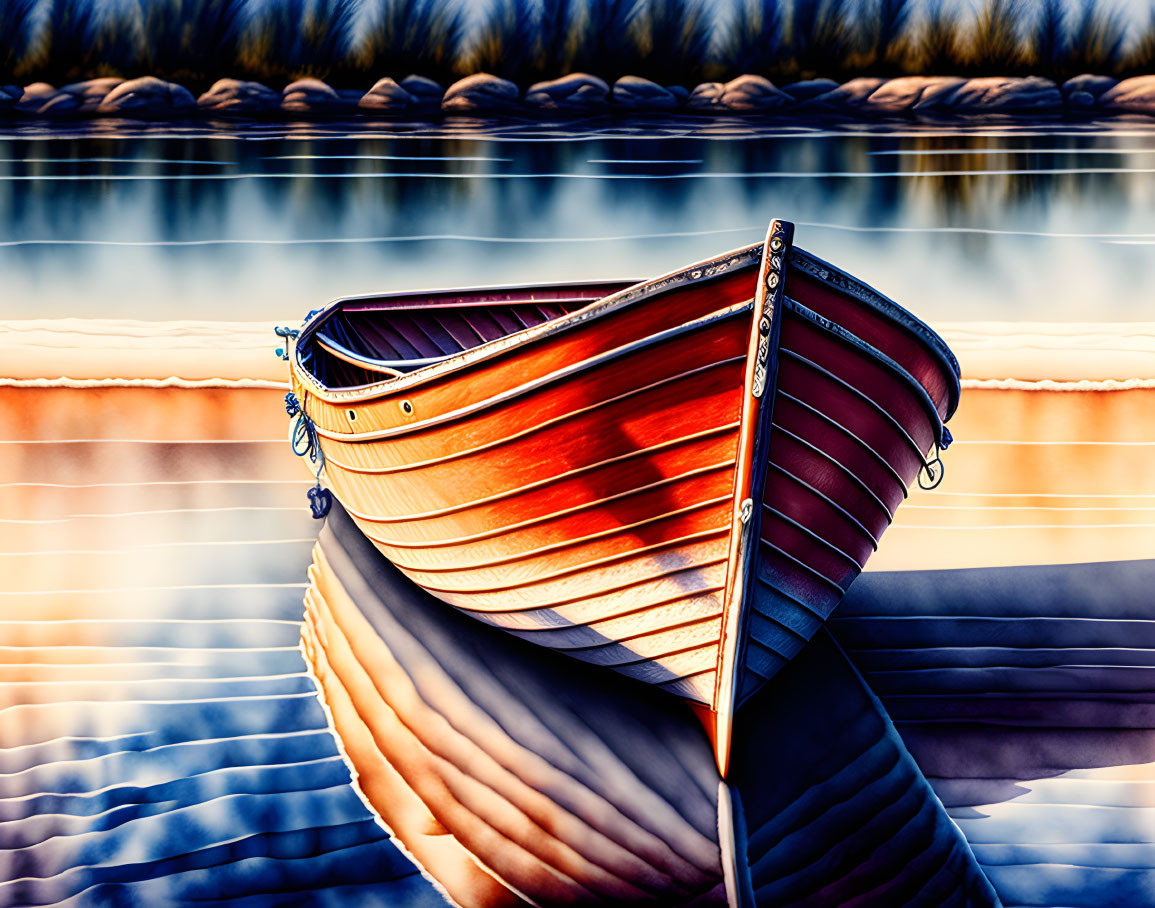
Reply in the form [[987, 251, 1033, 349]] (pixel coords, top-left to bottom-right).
[[283, 392, 330, 519]]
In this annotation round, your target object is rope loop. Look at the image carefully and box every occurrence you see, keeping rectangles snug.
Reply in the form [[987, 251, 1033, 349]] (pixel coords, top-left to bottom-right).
[[287, 395, 320, 473], [290, 414, 323, 473], [284, 389, 329, 517]]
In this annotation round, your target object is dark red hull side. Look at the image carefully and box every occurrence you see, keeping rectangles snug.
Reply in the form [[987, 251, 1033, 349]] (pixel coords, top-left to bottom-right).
[[740, 252, 958, 702]]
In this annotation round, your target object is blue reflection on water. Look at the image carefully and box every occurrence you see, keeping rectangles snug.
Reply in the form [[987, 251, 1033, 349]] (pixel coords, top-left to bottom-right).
[[1, 116, 1153, 321]]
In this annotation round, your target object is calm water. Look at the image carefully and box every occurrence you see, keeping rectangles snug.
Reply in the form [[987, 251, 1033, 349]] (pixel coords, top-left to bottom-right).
[[1, 116, 1154, 322], [2, 116, 1155, 904]]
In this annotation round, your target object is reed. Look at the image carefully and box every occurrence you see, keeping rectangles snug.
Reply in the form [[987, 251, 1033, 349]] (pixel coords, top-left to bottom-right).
[[565, 0, 641, 80], [786, 0, 854, 77], [1066, 0, 1126, 76], [625, 0, 713, 84], [25, 0, 140, 83], [467, 0, 704, 86], [236, 0, 358, 82], [2, 0, 1154, 94], [1129, 5, 1155, 71], [900, 0, 965, 72], [717, 0, 785, 77], [136, 0, 247, 86], [714, 0, 860, 80], [964, 0, 1030, 73], [1030, 0, 1067, 76], [354, 0, 466, 83], [464, 0, 545, 82], [862, 0, 916, 71], [0, 0, 37, 79]]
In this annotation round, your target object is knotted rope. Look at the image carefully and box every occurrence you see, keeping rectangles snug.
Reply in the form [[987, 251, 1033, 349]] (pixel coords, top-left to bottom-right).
[[284, 391, 331, 519]]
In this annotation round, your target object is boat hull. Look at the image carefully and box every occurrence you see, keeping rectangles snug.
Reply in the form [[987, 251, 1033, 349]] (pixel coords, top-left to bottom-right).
[[289, 222, 961, 762]]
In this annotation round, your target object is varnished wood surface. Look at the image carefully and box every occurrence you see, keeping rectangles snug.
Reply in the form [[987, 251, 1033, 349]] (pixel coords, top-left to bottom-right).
[[295, 265, 760, 707], [308, 282, 632, 388], [290, 232, 960, 722], [741, 267, 958, 702]]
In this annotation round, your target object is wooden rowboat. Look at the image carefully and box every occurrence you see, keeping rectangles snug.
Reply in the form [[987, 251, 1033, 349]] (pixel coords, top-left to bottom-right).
[[287, 219, 961, 773]]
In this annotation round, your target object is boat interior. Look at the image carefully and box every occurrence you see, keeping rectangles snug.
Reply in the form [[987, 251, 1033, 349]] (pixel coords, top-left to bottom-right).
[[296, 246, 959, 425], [297, 281, 633, 389]]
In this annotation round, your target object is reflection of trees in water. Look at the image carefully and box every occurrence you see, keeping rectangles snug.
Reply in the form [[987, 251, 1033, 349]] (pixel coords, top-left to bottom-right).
[[0, 126, 1151, 312], [897, 131, 1134, 218]]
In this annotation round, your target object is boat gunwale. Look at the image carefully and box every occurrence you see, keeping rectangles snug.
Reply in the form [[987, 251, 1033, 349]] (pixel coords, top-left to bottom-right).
[[293, 245, 764, 404], [317, 359, 746, 475], [789, 246, 962, 418], [312, 288, 640, 374], [331, 278, 636, 311], [292, 240, 960, 430]]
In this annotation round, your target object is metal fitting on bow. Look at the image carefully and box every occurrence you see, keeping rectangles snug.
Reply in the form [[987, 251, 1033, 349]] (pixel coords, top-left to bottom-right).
[[274, 326, 299, 361]]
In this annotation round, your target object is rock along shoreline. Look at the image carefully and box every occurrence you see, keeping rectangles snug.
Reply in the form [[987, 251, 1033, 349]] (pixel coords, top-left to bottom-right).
[[2, 72, 1154, 120]]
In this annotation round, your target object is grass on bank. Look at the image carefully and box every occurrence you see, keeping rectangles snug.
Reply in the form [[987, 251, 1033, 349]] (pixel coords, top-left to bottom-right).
[[1, 0, 1154, 89]]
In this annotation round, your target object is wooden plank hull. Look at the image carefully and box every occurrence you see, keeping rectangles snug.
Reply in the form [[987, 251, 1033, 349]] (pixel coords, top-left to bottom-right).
[[301, 502, 998, 907], [289, 222, 961, 768]]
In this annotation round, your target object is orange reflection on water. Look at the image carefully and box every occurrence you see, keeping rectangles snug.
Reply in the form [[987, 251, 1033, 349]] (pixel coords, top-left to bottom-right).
[[873, 387, 1155, 571]]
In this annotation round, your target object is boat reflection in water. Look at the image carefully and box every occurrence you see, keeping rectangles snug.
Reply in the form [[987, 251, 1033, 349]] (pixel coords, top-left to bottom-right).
[[302, 501, 997, 907], [288, 219, 961, 772]]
